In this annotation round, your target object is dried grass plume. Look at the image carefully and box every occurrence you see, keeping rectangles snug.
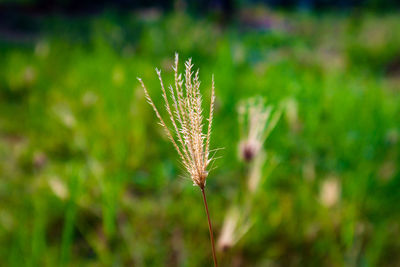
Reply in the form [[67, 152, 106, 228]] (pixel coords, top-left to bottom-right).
[[137, 53, 216, 189], [238, 97, 281, 162]]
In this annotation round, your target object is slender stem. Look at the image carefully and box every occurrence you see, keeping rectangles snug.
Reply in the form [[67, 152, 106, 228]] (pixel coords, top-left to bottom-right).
[[200, 187, 218, 267]]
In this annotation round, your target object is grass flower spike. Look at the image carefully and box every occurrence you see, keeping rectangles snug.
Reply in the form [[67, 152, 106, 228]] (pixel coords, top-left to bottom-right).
[[238, 97, 281, 162], [138, 53, 218, 266], [138, 53, 215, 189]]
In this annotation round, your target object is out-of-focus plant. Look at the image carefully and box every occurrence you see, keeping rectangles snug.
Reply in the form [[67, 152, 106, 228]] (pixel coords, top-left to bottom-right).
[[218, 97, 281, 251], [238, 98, 282, 164]]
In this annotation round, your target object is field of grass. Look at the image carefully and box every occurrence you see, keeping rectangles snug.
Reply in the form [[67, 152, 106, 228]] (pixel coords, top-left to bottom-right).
[[1, 9, 400, 266]]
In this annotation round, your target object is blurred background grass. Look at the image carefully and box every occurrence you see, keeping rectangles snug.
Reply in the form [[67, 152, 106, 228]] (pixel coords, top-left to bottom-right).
[[1, 0, 400, 266]]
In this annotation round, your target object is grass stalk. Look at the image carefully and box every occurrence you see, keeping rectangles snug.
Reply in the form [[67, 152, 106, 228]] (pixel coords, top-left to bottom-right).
[[201, 187, 218, 267]]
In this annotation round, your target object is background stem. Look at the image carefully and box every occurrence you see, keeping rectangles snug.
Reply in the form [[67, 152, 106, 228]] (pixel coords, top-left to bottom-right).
[[201, 187, 218, 267]]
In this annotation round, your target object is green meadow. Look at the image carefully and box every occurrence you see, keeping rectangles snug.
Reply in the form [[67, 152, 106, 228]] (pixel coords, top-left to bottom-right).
[[1, 9, 400, 266]]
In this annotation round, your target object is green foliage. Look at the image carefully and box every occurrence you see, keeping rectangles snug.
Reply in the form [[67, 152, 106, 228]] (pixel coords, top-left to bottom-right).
[[0, 10, 400, 266]]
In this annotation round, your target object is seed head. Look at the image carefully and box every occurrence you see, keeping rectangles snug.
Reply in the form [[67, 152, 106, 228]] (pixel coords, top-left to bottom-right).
[[238, 97, 281, 162], [138, 53, 216, 188], [217, 206, 252, 252]]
